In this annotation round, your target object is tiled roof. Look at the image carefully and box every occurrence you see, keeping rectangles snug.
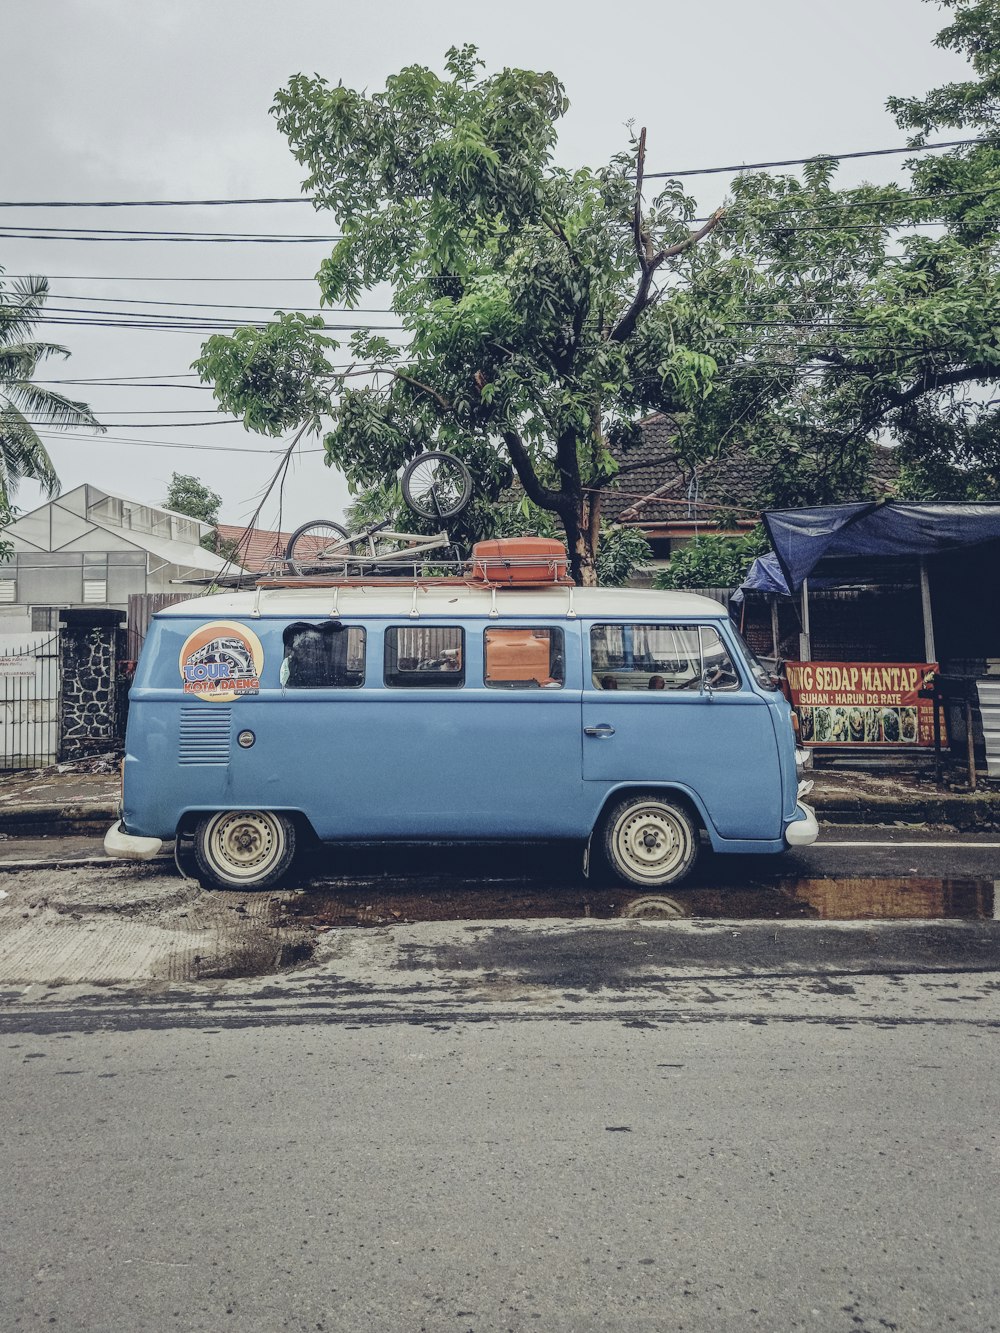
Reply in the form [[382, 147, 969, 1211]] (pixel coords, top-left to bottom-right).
[[606, 414, 900, 525], [213, 523, 291, 574], [606, 415, 768, 524]]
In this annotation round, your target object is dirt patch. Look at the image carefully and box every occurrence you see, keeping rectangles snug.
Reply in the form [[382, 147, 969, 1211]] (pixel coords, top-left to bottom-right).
[[0, 868, 314, 986]]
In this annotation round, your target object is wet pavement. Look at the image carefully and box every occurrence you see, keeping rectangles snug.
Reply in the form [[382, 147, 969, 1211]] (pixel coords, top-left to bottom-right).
[[272, 831, 1000, 928], [0, 828, 995, 989], [281, 874, 997, 928]]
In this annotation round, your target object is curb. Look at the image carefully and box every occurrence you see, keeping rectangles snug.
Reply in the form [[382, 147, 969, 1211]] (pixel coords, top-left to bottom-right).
[[0, 804, 117, 838], [812, 792, 1000, 831]]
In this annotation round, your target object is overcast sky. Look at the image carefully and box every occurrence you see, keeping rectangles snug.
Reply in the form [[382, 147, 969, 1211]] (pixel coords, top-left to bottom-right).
[[4, 0, 967, 534]]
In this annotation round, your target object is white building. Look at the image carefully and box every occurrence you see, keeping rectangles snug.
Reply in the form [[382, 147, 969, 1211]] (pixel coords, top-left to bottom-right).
[[0, 484, 239, 631]]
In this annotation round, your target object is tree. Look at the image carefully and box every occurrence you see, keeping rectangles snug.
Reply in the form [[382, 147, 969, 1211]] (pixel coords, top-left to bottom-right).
[[0, 272, 102, 511], [653, 529, 768, 590], [164, 472, 224, 553], [164, 472, 222, 526], [670, 0, 1000, 505], [196, 46, 723, 585]]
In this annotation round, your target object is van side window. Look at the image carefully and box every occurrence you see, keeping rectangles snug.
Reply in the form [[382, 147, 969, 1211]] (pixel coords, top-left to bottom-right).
[[385, 626, 464, 688], [484, 628, 564, 689], [280, 621, 366, 689], [590, 623, 738, 691]]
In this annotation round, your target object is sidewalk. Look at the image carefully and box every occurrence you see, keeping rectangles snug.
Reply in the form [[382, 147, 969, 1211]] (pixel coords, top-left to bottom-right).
[[807, 768, 1000, 830], [0, 761, 996, 843], [0, 767, 118, 836]]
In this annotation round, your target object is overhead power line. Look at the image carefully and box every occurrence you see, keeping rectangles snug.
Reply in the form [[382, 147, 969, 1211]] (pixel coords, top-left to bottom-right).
[[36, 293, 395, 313], [0, 138, 986, 206], [4, 274, 321, 282], [644, 138, 985, 178], [4, 274, 322, 283], [0, 229, 339, 244], [34, 302, 401, 328]]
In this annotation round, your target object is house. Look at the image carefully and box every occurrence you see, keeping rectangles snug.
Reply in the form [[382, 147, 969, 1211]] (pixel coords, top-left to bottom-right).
[[608, 414, 900, 574], [0, 484, 239, 632]]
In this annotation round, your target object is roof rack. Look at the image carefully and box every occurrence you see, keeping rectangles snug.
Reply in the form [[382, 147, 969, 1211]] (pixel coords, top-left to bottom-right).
[[173, 538, 575, 591], [256, 552, 575, 590]]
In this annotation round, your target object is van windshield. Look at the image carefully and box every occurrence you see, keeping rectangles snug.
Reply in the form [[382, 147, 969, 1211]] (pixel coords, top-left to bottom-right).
[[730, 628, 779, 690]]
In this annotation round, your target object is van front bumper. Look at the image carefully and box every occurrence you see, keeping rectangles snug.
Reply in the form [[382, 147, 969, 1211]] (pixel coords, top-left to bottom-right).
[[104, 820, 163, 862], [784, 802, 819, 847]]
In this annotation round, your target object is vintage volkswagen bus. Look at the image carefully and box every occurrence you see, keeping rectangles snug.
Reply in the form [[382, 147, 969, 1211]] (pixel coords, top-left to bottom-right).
[[105, 583, 817, 889]]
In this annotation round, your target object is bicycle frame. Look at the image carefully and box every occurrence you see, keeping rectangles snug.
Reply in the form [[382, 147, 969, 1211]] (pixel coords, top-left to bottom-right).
[[346, 529, 452, 565]]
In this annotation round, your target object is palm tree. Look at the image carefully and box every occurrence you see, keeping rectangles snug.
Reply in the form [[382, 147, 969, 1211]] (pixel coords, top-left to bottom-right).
[[0, 271, 103, 509]]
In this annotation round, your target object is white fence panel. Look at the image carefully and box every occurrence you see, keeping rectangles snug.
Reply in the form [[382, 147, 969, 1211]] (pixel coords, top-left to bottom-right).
[[0, 632, 61, 769]]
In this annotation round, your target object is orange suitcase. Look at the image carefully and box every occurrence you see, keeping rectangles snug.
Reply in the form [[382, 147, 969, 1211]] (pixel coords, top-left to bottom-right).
[[471, 537, 570, 585]]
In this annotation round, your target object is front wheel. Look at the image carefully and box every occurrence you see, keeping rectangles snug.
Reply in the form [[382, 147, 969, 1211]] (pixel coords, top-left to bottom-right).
[[601, 793, 699, 889], [193, 810, 297, 890], [401, 452, 473, 521]]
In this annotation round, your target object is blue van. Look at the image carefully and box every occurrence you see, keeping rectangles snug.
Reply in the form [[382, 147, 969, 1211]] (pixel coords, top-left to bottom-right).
[[105, 583, 817, 889]]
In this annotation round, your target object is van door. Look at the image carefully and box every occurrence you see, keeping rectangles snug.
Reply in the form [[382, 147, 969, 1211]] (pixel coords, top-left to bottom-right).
[[581, 621, 782, 840]]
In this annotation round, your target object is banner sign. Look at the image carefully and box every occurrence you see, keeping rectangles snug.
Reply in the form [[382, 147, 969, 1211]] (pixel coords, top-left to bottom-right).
[[785, 661, 941, 747]]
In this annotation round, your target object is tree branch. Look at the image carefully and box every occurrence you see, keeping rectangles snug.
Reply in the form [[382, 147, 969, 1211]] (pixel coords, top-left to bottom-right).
[[501, 429, 564, 513], [609, 207, 725, 345], [393, 371, 453, 413], [542, 215, 573, 255], [631, 127, 651, 267]]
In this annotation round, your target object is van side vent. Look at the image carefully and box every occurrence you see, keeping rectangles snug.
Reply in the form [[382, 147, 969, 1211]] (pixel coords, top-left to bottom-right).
[[178, 705, 232, 765]]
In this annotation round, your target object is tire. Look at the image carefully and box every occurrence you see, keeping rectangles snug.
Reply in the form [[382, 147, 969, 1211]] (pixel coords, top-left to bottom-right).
[[601, 792, 699, 889], [401, 452, 473, 521], [193, 810, 297, 890], [284, 520, 350, 575]]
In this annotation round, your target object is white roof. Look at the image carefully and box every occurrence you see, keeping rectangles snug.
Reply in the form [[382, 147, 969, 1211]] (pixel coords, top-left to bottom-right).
[[124, 527, 239, 574], [157, 584, 729, 621], [85, 485, 214, 533]]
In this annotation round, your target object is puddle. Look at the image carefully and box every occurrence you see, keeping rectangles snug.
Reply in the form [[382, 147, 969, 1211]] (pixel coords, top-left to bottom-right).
[[282, 863, 995, 929]]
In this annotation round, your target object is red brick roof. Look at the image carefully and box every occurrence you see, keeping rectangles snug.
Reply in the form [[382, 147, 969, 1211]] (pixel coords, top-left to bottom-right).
[[213, 523, 291, 574]]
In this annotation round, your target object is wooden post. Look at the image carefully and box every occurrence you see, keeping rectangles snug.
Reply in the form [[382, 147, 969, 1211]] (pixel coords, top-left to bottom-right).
[[799, 578, 812, 662], [965, 699, 977, 791], [919, 558, 936, 663]]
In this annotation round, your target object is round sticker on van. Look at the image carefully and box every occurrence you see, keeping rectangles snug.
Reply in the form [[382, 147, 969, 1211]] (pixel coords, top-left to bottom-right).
[[178, 621, 264, 701]]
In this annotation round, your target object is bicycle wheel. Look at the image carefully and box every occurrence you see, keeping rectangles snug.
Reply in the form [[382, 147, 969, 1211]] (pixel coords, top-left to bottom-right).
[[401, 451, 473, 521], [284, 520, 350, 574]]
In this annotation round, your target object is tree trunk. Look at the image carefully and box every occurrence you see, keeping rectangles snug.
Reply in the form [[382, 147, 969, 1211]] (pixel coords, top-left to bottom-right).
[[564, 509, 599, 587]]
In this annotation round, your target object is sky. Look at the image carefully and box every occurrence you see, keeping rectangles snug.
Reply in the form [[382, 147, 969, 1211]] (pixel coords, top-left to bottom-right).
[[3, 0, 969, 535]]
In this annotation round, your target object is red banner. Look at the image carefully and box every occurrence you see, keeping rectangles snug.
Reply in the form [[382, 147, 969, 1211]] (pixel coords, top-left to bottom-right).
[[785, 661, 942, 747]]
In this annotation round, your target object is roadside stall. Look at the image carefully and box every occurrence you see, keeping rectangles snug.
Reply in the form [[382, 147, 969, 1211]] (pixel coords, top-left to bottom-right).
[[735, 502, 1000, 777]]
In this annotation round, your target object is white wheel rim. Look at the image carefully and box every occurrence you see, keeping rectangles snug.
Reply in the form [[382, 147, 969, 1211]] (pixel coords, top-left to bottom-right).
[[612, 804, 692, 884], [205, 811, 284, 883]]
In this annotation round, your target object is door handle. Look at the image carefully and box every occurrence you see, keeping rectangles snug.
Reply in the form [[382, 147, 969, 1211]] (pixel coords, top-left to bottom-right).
[[584, 724, 616, 738]]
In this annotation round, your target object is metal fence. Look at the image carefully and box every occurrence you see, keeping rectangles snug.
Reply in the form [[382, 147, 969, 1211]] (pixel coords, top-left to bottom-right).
[[0, 632, 61, 770], [126, 592, 194, 661]]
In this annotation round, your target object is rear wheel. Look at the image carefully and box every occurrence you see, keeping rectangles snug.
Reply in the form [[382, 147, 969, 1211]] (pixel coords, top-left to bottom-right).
[[193, 810, 297, 890], [601, 793, 699, 889], [284, 520, 350, 575]]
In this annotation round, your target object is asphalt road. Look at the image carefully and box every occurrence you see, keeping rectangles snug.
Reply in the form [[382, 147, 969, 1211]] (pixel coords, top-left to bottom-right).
[[2, 831, 999, 1333]]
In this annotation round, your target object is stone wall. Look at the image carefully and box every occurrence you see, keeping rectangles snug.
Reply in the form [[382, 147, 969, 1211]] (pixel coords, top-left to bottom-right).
[[59, 611, 125, 760]]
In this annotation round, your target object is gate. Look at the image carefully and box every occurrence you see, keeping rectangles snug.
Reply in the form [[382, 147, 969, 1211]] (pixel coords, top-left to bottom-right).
[[0, 632, 61, 770]]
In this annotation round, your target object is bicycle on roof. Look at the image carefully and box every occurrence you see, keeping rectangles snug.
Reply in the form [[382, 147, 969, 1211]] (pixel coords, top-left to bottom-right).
[[283, 450, 473, 577]]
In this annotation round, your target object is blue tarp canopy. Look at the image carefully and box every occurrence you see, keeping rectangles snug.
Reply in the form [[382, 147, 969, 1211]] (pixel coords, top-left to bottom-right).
[[734, 551, 789, 601], [760, 501, 1000, 595]]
